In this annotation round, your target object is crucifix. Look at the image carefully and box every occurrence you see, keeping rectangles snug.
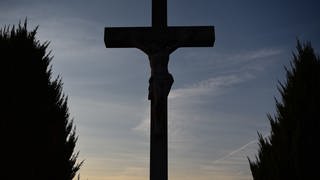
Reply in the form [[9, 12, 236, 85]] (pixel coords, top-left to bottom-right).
[[104, 0, 214, 179]]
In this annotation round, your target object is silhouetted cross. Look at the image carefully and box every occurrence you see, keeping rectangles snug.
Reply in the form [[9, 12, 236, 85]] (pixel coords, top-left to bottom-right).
[[104, 0, 214, 180]]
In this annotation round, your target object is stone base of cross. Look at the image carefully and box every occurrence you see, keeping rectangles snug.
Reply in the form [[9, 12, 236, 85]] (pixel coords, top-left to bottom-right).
[[104, 0, 215, 180]]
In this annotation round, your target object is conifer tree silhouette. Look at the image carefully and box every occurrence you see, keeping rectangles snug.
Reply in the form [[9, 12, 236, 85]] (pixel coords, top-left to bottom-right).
[[0, 21, 83, 180], [249, 41, 320, 179]]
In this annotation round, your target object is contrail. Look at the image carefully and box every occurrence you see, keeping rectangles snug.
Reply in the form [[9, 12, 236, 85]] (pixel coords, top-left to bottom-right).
[[212, 133, 270, 164]]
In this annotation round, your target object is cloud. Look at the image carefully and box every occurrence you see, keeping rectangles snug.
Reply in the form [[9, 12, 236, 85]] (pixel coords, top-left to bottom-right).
[[123, 46, 280, 180], [132, 71, 255, 147], [228, 48, 283, 62], [131, 64, 271, 179], [180, 47, 283, 67], [169, 73, 254, 99], [132, 107, 149, 134], [219, 48, 284, 73], [132, 49, 265, 135]]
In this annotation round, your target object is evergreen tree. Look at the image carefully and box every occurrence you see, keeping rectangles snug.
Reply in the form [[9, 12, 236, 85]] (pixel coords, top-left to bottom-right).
[[249, 41, 320, 179], [0, 21, 83, 179]]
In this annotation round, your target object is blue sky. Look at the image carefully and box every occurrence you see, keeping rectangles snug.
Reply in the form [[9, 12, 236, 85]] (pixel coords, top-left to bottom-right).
[[1, 0, 320, 179]]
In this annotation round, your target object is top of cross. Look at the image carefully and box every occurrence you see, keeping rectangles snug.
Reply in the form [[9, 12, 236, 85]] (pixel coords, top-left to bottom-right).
[[152, 0, 167, 28], [104, 0, 215, 53]]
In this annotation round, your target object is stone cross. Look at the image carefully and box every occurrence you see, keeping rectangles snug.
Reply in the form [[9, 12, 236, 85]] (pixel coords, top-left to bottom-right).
[[104, 0, 215, 180]]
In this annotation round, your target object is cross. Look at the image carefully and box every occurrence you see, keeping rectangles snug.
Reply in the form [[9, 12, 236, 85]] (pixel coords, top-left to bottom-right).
[[104, 0, 214, 180]]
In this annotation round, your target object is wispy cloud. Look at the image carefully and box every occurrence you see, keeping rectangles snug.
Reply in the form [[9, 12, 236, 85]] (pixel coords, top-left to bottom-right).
[[125, 47, 279, 180], [227, 48, 283, 62], [181, 47, 283, 67], [169, 73, 254, 99], [133, 72, 255, 143], [132, 48, 267, 137]]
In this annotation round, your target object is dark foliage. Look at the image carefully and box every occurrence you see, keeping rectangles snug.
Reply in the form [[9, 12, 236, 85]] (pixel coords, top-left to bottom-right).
[[249, 41, 320, 179], [0, 21, 83, 180]]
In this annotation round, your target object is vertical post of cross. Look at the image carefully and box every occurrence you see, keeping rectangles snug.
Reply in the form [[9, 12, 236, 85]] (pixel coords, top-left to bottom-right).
[[152, 0, 167, 28], [148, 52, 173, 180]]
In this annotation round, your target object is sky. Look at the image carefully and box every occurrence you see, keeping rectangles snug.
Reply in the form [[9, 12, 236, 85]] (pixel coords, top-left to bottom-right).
[[1, 0, 320, 179]]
